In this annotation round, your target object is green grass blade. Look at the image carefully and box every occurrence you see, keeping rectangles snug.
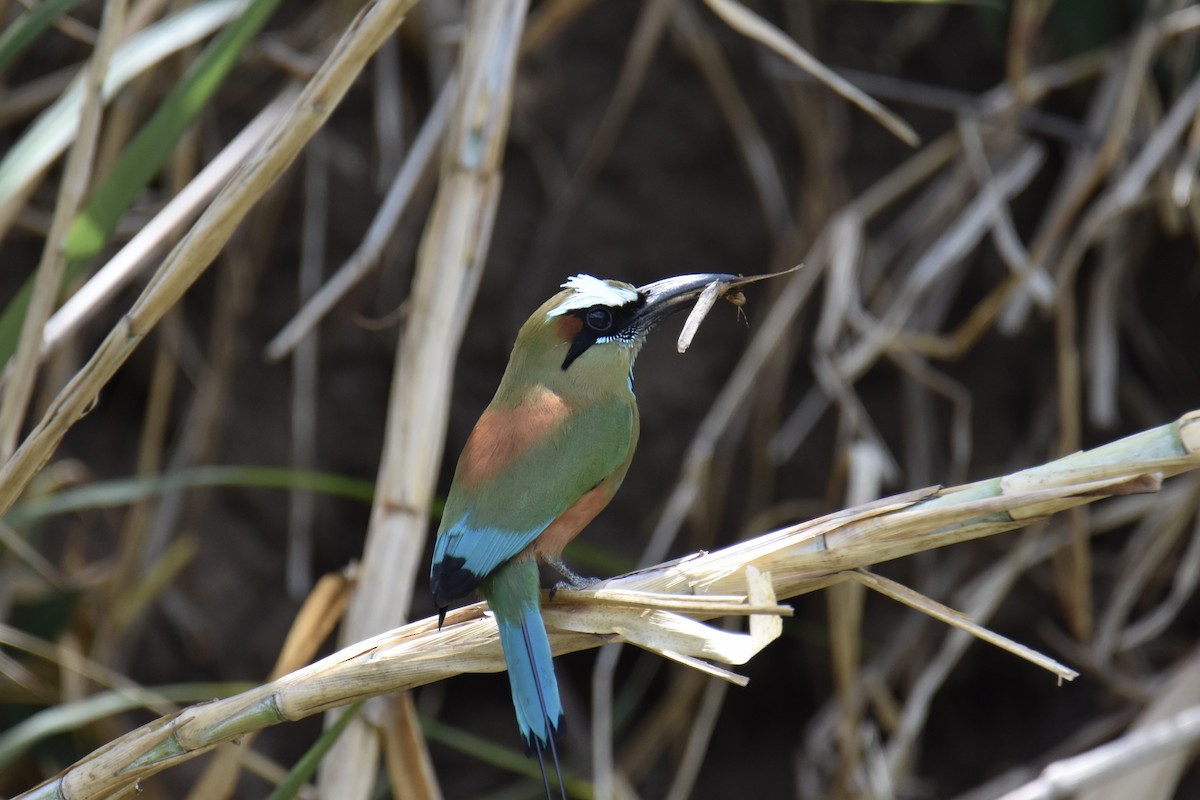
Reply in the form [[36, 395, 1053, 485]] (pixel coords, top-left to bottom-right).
[[65, 0, 287, 262], [0, 278, 36, 375], [0, 0, 251, 205], [0, 0, 89, 74], [4, 465, 375, 527], [263, 702, 363, 800], [0, 682, 253, 772], [0, 0, 252, 369]]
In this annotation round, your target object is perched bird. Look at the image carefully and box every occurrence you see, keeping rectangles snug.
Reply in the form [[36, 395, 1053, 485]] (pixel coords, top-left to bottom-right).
[[430, 272, 737, 795]]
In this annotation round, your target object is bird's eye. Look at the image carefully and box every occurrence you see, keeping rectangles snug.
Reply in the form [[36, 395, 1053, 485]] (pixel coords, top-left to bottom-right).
[[584, 307, 614, 333]]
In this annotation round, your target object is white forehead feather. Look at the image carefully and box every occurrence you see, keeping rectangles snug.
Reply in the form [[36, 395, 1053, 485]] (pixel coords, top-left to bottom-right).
[[546, 274, 639, 318]]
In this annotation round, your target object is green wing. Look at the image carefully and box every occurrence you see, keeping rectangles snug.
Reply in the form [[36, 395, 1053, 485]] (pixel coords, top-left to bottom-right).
[[432, 397, 636, 592]]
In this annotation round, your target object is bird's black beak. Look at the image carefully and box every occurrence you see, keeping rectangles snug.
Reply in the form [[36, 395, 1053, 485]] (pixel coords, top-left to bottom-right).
[[632, 273, 738, 334]]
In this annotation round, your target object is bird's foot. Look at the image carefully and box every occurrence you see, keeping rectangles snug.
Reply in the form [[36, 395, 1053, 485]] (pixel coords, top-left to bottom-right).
[[545, 555, 599, 600], [549, 576, 600, 601]]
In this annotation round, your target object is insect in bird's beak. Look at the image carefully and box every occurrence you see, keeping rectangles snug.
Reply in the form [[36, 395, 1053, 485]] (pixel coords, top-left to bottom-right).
[[631, 272, 740, 336], [667, 266, 801, 353]]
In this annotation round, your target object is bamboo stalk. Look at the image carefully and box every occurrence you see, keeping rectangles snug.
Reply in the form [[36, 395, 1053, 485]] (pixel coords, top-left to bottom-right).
[[0, 0, 421, 518], [13, 410, 1198, 800], [0, 0, 127, 460], [317, 3, 530, 798]]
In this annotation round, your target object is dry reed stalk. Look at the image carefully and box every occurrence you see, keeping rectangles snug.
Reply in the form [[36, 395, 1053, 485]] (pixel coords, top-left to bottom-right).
[[14, 410, 1198, 800], [1003, 703, 1200, 800], [261, 82, 451, 362], [702, 0, 917, 147], [7, 3, 1200, 798], [32, 90, 296, 376], [671, 1, 790, 235], [0, 0, 127, 460], [0, 0, 421, 516], [594, 411, 1199, 602], [0, 0, 251, 243], [184, 571, 354, 800], [317, 3, 529, 799]]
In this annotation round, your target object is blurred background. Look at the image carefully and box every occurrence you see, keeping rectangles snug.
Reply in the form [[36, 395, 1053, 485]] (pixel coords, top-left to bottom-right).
[[3, 0, 1200, 798]]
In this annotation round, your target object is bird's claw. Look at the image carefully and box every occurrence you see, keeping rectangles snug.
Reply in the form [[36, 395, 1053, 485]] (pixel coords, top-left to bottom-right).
[[549, 575, 600, 601]]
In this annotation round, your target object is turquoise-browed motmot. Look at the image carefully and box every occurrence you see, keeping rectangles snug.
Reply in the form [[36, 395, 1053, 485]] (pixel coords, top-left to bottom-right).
[[430, 272, 737, 794]]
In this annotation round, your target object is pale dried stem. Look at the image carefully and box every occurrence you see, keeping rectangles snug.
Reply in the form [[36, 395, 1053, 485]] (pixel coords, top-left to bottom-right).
[[671, 1, 790, 234], [285, 137, 329, 600], [703, 0, 917, 146], [0, 0, 422, 518], [15, 411, 1199, 800], [0, 0, 127, 460], [1001, 706, 1200, 800], [33, 89, 297, 374], [318, 2, 529, 798], [263, 81, 452, 362]]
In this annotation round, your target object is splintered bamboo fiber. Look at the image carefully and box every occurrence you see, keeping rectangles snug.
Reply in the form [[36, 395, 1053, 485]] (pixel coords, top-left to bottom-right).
[[16, 411, 1199, 800]]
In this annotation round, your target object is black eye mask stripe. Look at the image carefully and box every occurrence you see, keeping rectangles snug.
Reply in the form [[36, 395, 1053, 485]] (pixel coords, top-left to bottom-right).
[[560, 297, 644, 370]]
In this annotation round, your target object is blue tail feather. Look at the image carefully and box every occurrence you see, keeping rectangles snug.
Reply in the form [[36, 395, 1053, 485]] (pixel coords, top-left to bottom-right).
[[522, 617, 565, 799], [493, 588, 564, 746], [483, 559, 566, 798]]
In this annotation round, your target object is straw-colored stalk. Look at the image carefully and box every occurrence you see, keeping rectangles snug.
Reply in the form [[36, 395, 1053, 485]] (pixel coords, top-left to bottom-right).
[[0, 0, 421, 519], [0, 0, 127, 460], [317, 2, 529, 798], [15, 410, 1199, 800]]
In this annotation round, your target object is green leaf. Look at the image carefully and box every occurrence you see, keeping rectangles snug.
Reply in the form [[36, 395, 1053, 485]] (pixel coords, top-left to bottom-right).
[[0, 0, 252, 208], [264, 702, 363, 800], [64, 0, 288, 263], [4, 465, 375, 527], [0, 0, 254, 370], [0, 278, 37, 375], [0, 0, 90, 74]]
